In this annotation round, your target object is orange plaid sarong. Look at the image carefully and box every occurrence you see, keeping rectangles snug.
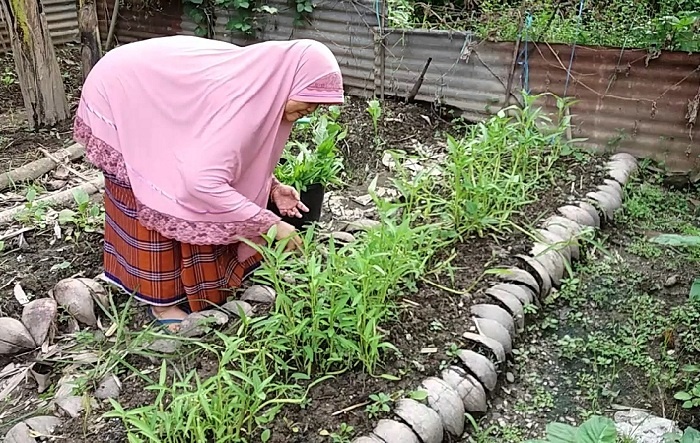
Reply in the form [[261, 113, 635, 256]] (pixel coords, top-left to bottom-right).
[[102, 175, 262, 312]]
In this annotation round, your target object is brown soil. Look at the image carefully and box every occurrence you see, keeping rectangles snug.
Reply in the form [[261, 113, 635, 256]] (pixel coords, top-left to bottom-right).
[[0, 45, 82, 167]]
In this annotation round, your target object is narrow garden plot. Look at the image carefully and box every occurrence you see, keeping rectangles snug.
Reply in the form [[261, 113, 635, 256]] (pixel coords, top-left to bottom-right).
[[1, 45, 699, 443]]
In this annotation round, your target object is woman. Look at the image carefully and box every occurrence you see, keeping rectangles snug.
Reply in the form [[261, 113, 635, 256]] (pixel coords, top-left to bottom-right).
[[73, 35, 344, 329]]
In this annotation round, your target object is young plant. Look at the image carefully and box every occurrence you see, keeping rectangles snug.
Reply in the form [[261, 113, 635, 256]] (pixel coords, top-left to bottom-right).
[[105, 330, 303, 443], [365, 392, 392, 418], [675, 365, 700, 409], [329, 423, 355, 443], [392, 92, 575, 238], [366, 99, 382, 145], [275, 113, 346, 191], [526, 415, 617, 443], [58, 188, 105, 237], [15, 185, 51, 227]]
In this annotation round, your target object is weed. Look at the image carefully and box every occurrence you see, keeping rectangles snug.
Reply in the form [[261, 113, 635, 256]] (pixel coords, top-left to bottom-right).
[[15, 185, 50, 227], [58, 188, 105, 237], [1, 67, 16, 86], [366, 392, 392, 418], [329, 423, 355, 443]]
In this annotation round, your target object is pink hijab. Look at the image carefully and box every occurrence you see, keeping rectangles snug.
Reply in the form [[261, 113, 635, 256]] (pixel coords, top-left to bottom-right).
[[75, 36, 344, 258]]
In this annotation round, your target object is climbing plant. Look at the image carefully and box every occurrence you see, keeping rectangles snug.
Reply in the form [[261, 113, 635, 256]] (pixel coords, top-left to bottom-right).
[[386, 0, 700, 52], [183, 0, 314, 38]]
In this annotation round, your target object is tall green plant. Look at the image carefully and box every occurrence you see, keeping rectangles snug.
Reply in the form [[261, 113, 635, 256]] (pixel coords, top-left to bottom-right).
[[275, 114, 346, 191], [250, 213, 446, 374], [394, 92, 575, 238]]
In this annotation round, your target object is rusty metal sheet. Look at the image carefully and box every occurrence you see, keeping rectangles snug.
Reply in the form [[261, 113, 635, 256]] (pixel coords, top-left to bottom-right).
[[527, 43, 700, 173], [0, 0, 79, 51], [379, 29, 516, 121]]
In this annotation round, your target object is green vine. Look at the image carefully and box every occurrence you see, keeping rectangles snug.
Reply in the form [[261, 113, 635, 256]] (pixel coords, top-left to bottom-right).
[[182, 0, 315, 39]]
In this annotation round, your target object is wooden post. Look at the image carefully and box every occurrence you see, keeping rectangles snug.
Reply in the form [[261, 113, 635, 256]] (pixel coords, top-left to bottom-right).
[[0, 0, 70, 129], [76, 0, 102, 82]]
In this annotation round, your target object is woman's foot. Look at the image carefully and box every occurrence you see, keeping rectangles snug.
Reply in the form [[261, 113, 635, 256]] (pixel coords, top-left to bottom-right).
[[148, 305, 189, 332]]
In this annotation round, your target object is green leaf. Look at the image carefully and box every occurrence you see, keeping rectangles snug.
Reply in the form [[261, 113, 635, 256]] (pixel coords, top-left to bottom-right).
[[675, 391, 693, 401], [408, 390, 428, 401], [575, 416, 617, 443], [690, 278, 700, 302], [681, 427, 700, 443], [378, 373, 400, 381], [545, 422, 578, 443], [648, 234, 700, 248], [261, 429, 271, 442]]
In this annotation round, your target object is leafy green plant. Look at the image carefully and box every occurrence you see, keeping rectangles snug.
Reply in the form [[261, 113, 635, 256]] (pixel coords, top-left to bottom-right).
[[366, 392, 392, 418], [181, 0, 314, 38], [527, 415, 617, 443], [275, 114, 346, 191], [105, 331, 302, 443], [675, 364, 700, 409], [58, 188, 105, 236], [329, 423, 355, 443], [394, 92, 574, 238], [665, 427, 700, 443], [1, 67, 16, 86], [15, 185, 51, 227], [389, 0, 700, 52]]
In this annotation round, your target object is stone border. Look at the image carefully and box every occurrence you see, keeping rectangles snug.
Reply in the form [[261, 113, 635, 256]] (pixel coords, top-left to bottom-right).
[[351, 153, 639, 443]]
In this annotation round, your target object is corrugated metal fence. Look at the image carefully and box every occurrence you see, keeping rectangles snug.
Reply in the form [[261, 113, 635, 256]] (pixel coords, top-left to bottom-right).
[[2, 0, 697, 172], [0, 0, 79, 51], [527, 44, 700, 173]]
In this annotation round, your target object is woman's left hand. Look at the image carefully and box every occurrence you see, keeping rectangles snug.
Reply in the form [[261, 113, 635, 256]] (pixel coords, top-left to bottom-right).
[[271, 184, 309, 218]]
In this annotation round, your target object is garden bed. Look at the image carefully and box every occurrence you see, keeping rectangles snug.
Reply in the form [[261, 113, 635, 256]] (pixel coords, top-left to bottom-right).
[[2, 44, 698, 443], [471, 173, 700, 442]]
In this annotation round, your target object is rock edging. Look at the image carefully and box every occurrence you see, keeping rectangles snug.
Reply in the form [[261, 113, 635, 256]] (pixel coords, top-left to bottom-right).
[[350, 153, 639, 443]]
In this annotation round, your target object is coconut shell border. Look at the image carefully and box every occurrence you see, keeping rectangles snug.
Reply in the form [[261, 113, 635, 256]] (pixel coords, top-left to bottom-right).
[[351, 155, 638, 442]]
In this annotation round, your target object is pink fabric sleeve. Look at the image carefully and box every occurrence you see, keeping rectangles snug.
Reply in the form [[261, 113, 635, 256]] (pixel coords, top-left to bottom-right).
[[179, 163, 280, 237]]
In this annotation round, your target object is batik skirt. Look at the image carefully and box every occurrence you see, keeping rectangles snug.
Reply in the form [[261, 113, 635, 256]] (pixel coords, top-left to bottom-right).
[[102, 174, 262, 312]]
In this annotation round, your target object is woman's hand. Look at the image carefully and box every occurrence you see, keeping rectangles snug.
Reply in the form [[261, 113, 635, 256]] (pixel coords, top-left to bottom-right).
[[271, 184, 309, 218], [275, 221, 303, 252]]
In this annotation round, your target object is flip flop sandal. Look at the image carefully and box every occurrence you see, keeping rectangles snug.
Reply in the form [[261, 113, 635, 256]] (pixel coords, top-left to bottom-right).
[[147, 306, 186, 330]]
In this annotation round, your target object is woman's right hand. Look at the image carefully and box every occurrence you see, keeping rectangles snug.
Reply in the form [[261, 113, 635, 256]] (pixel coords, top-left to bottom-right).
[[275, 221, 303, 252]]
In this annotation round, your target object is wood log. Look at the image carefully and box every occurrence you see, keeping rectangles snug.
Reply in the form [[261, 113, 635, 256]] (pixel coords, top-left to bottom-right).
[[0, 0, 69, 128], [77, 0, 102, 82], [0, 143, 85, 191], [0, 175, 104, 225]]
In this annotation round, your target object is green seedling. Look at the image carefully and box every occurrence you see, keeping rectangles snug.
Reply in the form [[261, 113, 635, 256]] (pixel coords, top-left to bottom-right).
[[366, 392, 392, 418], [58, 188, 105, 237], [366, 99, 382, 144], [15, 185, 50, 227]]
